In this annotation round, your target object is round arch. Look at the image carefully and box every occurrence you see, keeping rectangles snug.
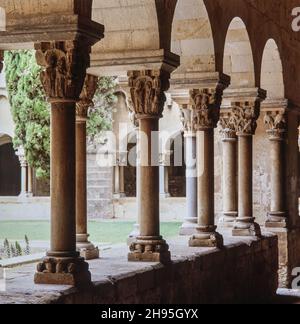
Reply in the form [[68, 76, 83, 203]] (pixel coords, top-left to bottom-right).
[[223, 17, 255, 88], [261, 39, 284, 100], [171, 0, 216, 74]]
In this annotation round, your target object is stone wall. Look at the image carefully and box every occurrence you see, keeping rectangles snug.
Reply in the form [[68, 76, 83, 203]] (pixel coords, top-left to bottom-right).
[[87, 152, 113, 219], [48, 235, 278, 304]]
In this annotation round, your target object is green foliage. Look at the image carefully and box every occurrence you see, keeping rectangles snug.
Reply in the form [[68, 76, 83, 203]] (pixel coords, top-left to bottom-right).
[[4, 51, 115, 179], [87, 77, 116, 142], [1, 236, 31, 259], [3, 239, 10, 259], [4, 50, 50, 179], [15, 241, 22, 257]]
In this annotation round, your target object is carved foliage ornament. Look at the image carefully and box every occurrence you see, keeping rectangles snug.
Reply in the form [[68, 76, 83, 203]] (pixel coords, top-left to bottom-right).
[[76, 74, 99, 120], [35, 41, 90, 102], [230, 101, 260, 135], [264, 110, 287, 139], [219, 111, 237, 139], [180, 105, 194, 133], [190, 87, 223, 130], [128, 70, 170, 118]]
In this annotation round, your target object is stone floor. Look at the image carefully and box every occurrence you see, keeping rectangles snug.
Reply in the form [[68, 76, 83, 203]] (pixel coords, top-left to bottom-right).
[[0, 234, 284, 304]]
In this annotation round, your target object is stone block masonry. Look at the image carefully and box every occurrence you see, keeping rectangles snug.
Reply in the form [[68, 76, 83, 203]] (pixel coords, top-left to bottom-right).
[[0, 235, 278, 304]]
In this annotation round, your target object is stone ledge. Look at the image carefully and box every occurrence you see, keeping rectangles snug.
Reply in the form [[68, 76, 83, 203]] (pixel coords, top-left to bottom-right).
[[0, 235, 278, 304]]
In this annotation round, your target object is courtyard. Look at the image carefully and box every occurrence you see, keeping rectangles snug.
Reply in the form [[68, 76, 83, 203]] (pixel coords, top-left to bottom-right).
[[0, 0, 299, 306]]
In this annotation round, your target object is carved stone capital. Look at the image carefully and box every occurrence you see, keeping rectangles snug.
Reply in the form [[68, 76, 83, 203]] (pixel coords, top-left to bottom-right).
[[117, 151, 128, 167], [159, 152, 171, 166], [190, 83, 226, 130], [35, 41, 91, 103], [230, 101, 260, 136], [180, 105, 197, 135], [128, 70, 170, 119], [76, 74, 98, 121], [219, 109, 237, 140], [16, 147, 28, 168], [264, 110, 287, 140]]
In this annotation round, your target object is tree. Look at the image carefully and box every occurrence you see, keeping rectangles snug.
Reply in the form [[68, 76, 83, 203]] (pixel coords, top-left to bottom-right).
[[87, 76, 116, 143], [5, 51, 116, 179], [4, 50, 50, 179]]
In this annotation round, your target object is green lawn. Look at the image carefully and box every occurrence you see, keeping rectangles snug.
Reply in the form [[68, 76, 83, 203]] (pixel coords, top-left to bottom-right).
[[0, 220, 181, 244]]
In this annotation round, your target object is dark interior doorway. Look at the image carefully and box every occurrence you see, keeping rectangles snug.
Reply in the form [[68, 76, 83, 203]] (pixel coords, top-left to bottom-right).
[[0, 142, 21, 196]]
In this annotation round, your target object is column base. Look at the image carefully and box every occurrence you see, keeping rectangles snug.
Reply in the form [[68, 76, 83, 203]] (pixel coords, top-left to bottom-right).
[[35, 256, 91, 286], [232, 218, 262, 237], [179, 219, 198, 236], [113, 193, 126, 199], [265, 212, 288, 229], [218, 212, 238, 228], [160, 193, 171, 199], [76, 234, 99, 260], [189, 230, 224, 248], [128, 236, 171, 264]]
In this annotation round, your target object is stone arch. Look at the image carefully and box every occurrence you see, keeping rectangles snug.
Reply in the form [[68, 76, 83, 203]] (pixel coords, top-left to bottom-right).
[[171, 0, 216, 74], [261, 39, 284, 100], [223, 17, 255, 88], [91, 0, 173, 54]]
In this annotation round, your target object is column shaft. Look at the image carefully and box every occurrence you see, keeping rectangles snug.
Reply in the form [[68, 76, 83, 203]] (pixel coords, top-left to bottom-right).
[[266, 133, 287, 227], [232, 134, 261, 236], [219, 136, 238, 226], [76, 120, 87, 237], [189, 129, 223, 247], [197, 129, 214, 227], [119, 166, 125, 197], [139, 118, 160, 237], [180, 134, 197, 235], [114, 165, 120, 196], [270, 138, 284, 212], [50, 103, 77, 254], [238, 135, 252, 220]]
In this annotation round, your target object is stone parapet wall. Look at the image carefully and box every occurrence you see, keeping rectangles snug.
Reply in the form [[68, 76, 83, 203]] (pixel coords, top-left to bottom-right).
[[45, 235, 278, 304]]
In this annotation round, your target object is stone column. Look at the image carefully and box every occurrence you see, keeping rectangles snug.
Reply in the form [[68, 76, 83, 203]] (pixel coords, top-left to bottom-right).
[[114, 152, 127, 198], [127, 112, 140, 244], [179, 106, 198, 235], [34, 41, 93, 286], [128, 69, 171, 263], [27, 167, 34, 197], [218, 109, 238, 227], [159, 153, 170, 198], [113, 164, 121, 197], [76, 74, 99, 260], [263, 103, 288, 228], [231, 98, 264, 237], [189, 84, 228, 248], [119, 165, 126, 197], [17, 147, 28, 198]]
